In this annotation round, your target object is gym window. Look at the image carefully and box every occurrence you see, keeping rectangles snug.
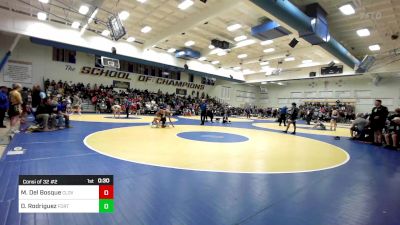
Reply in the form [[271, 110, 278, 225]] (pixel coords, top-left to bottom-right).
[[52, 47, 76, 64], [189, 74, 194, 83]]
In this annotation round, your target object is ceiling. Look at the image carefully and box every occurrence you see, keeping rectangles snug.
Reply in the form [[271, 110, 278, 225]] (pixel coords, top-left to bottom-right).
[[292, 0, 400, 59], [1, 0, 399, 78]]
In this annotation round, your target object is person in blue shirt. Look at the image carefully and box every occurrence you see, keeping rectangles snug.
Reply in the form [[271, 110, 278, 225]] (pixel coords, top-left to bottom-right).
[[56, 99, 70, 128], [199, 99, 207, 125], [0, 86, 9, 128], [278, 106, 287, 126]]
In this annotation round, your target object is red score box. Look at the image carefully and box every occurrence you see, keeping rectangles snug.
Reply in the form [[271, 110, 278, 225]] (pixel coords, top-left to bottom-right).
[[99, 185, 114, 199]]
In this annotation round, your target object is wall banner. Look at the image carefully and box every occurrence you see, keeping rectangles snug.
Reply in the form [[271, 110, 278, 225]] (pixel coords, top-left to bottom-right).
[[3, 60, 33, 84]]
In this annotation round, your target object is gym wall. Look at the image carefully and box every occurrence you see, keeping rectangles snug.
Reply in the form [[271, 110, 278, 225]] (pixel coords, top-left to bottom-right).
[[0, 35, 259, 107]]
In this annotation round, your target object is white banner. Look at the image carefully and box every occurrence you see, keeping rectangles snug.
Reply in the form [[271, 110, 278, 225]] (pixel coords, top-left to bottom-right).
[[3, 60, 33, 84]]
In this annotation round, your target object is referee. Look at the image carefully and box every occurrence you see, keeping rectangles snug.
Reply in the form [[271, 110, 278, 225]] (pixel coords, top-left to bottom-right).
[[200, 99, 207, 125], [283, 103, 299, 135]]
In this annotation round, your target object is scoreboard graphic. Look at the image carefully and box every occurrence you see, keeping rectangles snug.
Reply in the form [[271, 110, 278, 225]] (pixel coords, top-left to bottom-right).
[[18, 175, 114, 213]]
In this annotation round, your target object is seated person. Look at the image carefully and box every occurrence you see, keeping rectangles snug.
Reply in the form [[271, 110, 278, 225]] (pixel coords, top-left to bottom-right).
[[56, 99, 70, 128], [350, 113, 369, 140], [384, 108, 400, 149], [36, 98, 56, 131], [313, 120, 326, 130]]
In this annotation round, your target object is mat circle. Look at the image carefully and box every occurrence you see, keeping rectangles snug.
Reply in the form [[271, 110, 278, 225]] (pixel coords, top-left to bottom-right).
[[177, 131, 249, 143], [84, 125, 349, 173], [103, 116, 141, 120]]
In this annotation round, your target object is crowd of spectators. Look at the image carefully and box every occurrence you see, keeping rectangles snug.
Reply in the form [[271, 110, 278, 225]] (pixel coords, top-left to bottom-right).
[[0, 80, 399, 150]]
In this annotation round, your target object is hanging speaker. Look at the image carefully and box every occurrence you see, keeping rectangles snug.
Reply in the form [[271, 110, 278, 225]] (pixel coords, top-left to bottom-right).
[[288, 38, 299, 48], [309, 72, 316, 77]]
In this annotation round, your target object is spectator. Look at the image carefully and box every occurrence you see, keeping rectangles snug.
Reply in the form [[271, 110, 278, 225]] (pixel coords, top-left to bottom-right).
[[56, 98, 70, 128], [31, 85, 42, 110], [369, 100, 389, 145], [0, 86, 9, 128], [36, 98, 55, 131], [71, 93, 82, 115], [278, 106, 287, 126], [384, 108, 400, 149], [8, 83, 23, 133], [350, 113, 369, 140]]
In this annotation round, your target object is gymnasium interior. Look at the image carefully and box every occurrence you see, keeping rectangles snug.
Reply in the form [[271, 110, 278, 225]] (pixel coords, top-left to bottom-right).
[[0, 0, 400, 224]]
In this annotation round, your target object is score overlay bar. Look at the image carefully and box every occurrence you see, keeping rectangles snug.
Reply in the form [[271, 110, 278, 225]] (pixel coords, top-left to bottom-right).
[[19, 175, 114, 213]]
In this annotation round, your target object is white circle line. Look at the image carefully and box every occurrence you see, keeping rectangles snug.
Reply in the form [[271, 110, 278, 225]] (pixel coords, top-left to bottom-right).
[[82, 126, 350, 174]]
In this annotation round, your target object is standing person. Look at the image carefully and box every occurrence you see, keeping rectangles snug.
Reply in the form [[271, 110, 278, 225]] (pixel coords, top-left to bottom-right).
[[369, 100, 389, 145], [200, 99, 207, 125], [0, 86, 9, 128], [8, 83, 23, 133], [31, 85, 41, 115], [71, 93, 82, 115], [207, 107, 214, 123], [245, 107, 251, 119], [278, 106, 287, 126], [283, 103, 299, 134], [306, 108, 313, 125], [330, 108, 339, 131], [124, 97, 131, 118]]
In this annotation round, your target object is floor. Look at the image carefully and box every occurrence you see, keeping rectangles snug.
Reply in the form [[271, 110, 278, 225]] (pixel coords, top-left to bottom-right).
[[0, 114, 400, 225]]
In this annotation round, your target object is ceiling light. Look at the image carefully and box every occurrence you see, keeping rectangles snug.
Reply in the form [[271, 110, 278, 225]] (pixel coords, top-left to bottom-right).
[[37, 12, 47, 20], [235, 39, 256, 48], [119, 11, 130, 21], [198, 57, 207, 61], [311, 18, 316, 26], [237, 54, 247, 59], [211, 60, 219, 65], [302, 59, 313, 64], [260, 40, 273, 45], [71, 21, 80, 29], [285, 57, 295, 61], [137, 0, 147, 3], [261, 81, 267, 85], [339, 4, 355, 15], [261, 66, 271, 71], [233, 66, 241, 70], [185, 40, 195, 47], [209, 48, 225, 55], [79, 5, 89, 15], [178, 0, 194, 10], [38, 0, 49, 3], [217, 51, 227, 56], [263, 48, 275, 53], [208, 45, 215, 49], [369, 44, 381, 51], [127, 37, 135, 42], [260, 61, 269, 66], [234, 35, 247, 42], [101, 30, 110, 36], [227, 23, 242, 32], [141, 25, 152, 33], [243, 69, 254, 74], [357, 28, 370, 37], [87, 8, 98, 24], [167, 48, 176, 53]]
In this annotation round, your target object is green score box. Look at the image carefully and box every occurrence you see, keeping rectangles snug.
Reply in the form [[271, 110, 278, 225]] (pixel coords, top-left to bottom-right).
[[99, 199, 114, 213]]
